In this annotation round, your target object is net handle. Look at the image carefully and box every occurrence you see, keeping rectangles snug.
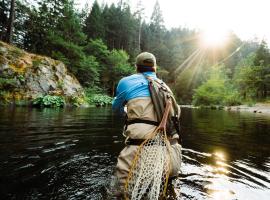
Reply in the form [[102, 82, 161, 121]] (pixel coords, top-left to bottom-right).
[[158, 99, 172, 131]]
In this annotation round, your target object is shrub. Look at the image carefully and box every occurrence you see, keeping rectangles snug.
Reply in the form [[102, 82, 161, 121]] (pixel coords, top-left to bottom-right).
[[0, 91, 11, 103], [192, 65, 242, 106], [223, 91, 242, 106], [87, 94, 112, 106], [33, 95, 65, 107], [70, 96, 86, 107], [0, 77, 17, 90], [84, 87, 112, 106]]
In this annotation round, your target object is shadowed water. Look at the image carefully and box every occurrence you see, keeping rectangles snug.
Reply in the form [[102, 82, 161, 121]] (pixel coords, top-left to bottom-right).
[[0, 107, 269, 199]]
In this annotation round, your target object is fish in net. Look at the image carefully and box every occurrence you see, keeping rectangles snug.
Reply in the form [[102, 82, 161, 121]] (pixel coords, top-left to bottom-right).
[[124, 100, 172, 200]]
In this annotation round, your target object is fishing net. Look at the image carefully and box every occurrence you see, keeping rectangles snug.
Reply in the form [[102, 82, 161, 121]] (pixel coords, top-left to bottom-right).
[[124, 100, 172, 200]]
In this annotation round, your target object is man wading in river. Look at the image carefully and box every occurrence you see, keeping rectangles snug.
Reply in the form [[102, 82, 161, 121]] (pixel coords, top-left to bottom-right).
[[112, 52, 182, 199]]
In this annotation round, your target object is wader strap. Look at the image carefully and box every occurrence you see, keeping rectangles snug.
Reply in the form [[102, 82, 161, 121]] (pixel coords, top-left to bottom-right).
[[126, 138, 179, 146], [127, 119, 159, 126], [124, 118, 159, 131]]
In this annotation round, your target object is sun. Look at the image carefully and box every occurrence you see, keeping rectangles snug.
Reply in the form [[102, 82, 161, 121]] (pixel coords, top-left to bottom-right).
[[200, 28, 229, 48]]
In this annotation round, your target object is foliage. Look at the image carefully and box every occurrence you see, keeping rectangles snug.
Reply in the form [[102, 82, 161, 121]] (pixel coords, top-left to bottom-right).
[[234, 42, 270, 99], [234, 65, 262, 99], [84, 1, 104, 40], [86, 94, 113, 106], [33, 95, 65, 107], [84, 86, 104, 95], [106, 49, 134, 95], [193, 66, 241, 106], [0, 0, 9, 40], [254, 40, 270, 66], [0, 77, 17, 90], [84, 39, 110, 63], [0, 91, 9, 103], [84, 87, 112, 106], [77, 55, 99, 87], [4, 0, 270, 106], [70, 96, 86, 107], [16, 74, 25, 84]]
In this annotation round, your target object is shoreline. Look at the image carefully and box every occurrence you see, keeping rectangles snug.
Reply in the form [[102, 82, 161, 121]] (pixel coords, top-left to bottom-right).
[[180, 103, 270, 115]]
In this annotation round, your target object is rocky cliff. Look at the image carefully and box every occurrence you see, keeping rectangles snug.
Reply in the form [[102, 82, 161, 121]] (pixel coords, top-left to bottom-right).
[[0, 41, 84, 105]]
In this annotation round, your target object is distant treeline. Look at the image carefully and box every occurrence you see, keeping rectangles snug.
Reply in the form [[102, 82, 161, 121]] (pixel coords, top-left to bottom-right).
[[1, 0, 270, 105]]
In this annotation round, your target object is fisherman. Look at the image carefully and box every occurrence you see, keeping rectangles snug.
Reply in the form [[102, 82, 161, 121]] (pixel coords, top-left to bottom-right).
[[112, 52, 182, 197]]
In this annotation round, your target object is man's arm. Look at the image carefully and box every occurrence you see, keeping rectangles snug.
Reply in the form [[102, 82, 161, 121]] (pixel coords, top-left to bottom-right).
[[112, 79, 127, 114]]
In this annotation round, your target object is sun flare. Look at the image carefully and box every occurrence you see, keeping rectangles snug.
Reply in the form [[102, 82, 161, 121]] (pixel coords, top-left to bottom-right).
[[200, 29, 229, 48]]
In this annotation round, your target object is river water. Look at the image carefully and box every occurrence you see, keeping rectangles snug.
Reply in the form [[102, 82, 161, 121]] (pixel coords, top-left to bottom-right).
[[0, 107, 269, 199]]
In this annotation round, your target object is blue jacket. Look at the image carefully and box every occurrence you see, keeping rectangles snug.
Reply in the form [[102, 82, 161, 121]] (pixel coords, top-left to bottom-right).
[[112, 72, 157, 114]]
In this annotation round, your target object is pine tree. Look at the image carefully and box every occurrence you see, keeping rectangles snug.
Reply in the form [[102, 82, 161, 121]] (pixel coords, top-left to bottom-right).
[[148, 1, 167, 66], [5, 0, 15, 43], [102, 3, 117, 49], [0, 0, 9, 40], [47, 0, 87, 70], [254, 40, 270, 66], [23, 0, 62, 53], [0, 0, 15, 43], [84, 1, 105, 40], [253, 40, 270, 97], [150, 0, 165, 46]]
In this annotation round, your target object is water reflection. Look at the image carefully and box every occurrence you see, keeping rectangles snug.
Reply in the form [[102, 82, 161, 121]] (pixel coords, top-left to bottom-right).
[[178, 147, 270, 199], [205, 151, 233, 200]]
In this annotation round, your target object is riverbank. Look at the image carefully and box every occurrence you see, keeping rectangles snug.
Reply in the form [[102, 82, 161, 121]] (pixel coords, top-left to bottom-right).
[[226, 103, 270, 114], [181, 103, 270, 115]]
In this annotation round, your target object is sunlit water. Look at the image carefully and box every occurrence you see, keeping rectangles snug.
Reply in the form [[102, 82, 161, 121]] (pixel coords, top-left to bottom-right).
[[0, 107, 269, 199]]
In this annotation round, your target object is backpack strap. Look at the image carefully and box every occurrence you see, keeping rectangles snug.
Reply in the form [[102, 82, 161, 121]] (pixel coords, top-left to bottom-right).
[[143, 74, 181, 136]]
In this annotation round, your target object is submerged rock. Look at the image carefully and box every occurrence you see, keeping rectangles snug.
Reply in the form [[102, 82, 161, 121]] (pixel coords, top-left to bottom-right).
[[0, 41, 85, 106]]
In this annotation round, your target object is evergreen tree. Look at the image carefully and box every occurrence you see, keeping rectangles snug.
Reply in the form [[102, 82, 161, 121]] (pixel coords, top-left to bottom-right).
[[254, 40, 270, 66], [12, 0, 31, 48], [148, 1, 167, 66], [5, 0, 15, 43], [47, 0, 87, 71], [102, 3, 119, 49], [150, 0, 165, 35], [119, 4, 137, 57], [84, 1, 104, 40], [23, 0, 62, 53], [0, 0, 9, 40], [253, 40, 270, 97], [106, 49, 133, 95], [0, 0, 15, 42]]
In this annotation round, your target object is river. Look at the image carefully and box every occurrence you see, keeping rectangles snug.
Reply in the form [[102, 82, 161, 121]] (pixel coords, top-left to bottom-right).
[[0, 107, 269, 199]]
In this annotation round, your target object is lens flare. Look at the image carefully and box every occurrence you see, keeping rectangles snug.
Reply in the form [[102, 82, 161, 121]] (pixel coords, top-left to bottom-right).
[[214, 151, 226, 161], [200, 29, 229, 48]]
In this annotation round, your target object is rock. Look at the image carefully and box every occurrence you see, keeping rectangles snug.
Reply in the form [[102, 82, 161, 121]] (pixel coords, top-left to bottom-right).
[[0, 46, 8, 56], [0, 41, 85, 105]]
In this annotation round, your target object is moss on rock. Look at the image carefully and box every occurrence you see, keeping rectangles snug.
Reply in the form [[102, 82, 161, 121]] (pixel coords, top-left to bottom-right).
[[0, 41, 86, 107]]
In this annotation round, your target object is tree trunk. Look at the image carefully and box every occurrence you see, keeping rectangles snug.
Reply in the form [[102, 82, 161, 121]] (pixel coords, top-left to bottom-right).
[[138, 19, 142, 51], [112, 81, 115, 97], [6, 0, 15, 44], [263, 85, 267, 98]]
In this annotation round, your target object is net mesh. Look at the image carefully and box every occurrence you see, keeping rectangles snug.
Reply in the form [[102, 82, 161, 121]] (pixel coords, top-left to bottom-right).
[[124, 128, 171, 200]]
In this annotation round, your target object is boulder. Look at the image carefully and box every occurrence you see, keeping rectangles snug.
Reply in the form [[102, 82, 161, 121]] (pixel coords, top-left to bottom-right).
[[0, 41, 84, 104]]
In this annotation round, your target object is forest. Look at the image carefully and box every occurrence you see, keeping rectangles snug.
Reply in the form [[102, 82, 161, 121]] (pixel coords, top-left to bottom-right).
[[1, 0, 270, 106]]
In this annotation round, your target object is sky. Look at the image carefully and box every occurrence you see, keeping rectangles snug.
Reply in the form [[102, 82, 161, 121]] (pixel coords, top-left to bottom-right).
[[76, 0, 270, 43]]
